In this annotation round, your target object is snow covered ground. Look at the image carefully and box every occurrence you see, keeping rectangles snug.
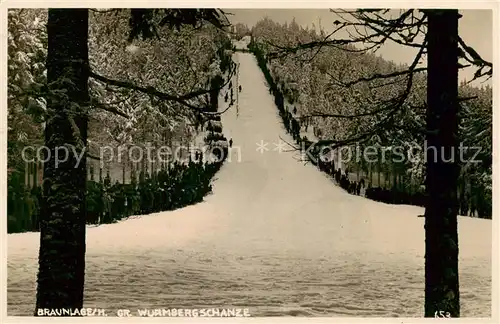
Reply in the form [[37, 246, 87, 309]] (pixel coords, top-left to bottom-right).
[[7, 52, 492, 317], [233, 36, 251, 51]]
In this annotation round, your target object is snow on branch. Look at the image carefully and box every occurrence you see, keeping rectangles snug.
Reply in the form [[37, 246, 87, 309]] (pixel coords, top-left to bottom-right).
[[339, 67, 427, 87], [90, 98, 130, 119], [267, 9, 427, 60], [268, 9, 491, 86], [89, 63, 236, 113], [301, 33, 428, 124], [301, 105, 397, 120]]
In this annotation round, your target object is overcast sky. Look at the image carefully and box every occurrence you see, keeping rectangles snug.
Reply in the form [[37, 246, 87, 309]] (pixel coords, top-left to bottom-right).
[[227, 9, 493, 86]]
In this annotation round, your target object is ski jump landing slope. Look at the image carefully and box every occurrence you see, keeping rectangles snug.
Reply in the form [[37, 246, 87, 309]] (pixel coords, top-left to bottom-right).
[[7, 52, 491, 317]]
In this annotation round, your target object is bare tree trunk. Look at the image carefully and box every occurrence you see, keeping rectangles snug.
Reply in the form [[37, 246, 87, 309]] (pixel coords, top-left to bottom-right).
[[36, 9, 89, 314], [90, 163, 94, 181], [35, 161, 41, 187], [424, 9, 460, 318], [377, 163, 381, 187], [29, 161, 34, 189], [24, 161, 29, 187], [122, 152, 126, 184]]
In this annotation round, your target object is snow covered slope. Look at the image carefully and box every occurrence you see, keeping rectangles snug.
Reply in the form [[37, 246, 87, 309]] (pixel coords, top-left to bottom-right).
[[7, 52, 492, 317]]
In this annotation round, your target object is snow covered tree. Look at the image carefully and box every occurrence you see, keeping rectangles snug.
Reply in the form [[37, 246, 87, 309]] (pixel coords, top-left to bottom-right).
[[7, 9, 48, 234], [7, 9, 47, 173], [233, 22, 251, 40], [35, 9, 90, 313]]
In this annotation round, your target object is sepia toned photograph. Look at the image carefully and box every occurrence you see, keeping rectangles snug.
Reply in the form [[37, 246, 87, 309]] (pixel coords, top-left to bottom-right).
[[4, 5, 495, 320]]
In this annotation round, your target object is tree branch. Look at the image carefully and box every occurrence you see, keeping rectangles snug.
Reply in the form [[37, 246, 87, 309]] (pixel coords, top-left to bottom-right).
[[87, 154, 101, 161], [90, 98, 130, 119], [301, 105, 396, 120], [89, 63, 236, 113], [341, 67, 427, 87], [457, 35, 493, 83], [267, 9, 427, 60]]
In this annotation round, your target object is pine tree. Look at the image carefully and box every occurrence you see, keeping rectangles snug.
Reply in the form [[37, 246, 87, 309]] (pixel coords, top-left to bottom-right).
[[36, 9, 89, 313]]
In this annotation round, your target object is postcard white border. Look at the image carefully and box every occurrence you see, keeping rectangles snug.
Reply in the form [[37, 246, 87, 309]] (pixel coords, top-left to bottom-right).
[[0, 1, 498, 323]]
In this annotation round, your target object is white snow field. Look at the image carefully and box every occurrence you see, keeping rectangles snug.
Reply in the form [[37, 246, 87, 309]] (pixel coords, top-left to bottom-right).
[[7, 52, 492, 317]]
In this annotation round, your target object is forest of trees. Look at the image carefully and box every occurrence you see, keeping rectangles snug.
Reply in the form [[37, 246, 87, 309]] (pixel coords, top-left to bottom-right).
[[8, 8, 235, 313], [8, 8, 236, 228], [250, 14, 492, 219], [8, 9, 234, 233]]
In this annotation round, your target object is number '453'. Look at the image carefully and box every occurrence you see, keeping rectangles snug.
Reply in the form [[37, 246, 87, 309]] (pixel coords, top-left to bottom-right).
[[434, 310, 451, 318]]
